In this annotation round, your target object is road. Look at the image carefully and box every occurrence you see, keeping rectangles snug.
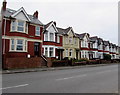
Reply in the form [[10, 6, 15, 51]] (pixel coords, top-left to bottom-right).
[[2, 64, 118, 93]]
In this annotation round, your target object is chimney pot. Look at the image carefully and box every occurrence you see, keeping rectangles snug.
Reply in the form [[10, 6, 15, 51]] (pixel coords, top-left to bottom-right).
[[33, 11, 38, 19], [2, 0, 7, 11]]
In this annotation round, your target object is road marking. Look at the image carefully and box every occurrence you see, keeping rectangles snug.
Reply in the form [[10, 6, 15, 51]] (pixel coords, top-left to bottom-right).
[[0, 84, 29, 90], [96, 70, 113, 74], [56, 74, 87, 81]]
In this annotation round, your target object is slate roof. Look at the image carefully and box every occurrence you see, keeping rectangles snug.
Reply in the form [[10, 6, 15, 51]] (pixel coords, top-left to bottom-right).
[[3, 8, 43, 25], [90, 36, 98, 42], [57, 27, 71, 35], [98, 38, 103, 45], [44, 21, 53, 30], [103, 41, 109, 46]]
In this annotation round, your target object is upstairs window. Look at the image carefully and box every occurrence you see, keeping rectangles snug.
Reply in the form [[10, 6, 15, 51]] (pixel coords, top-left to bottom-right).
[[74, 38, 77, 45], [35, 26, 40, 36], [11, 21, 16, 31], [44, 32, 48, 41], [66, 37, 68, 44], [17, 21, 25, 32], [69, 37, 72, 44], [11, 20, 26, 33], [50, 33, 54, 41], [57, 36, 60, 43]]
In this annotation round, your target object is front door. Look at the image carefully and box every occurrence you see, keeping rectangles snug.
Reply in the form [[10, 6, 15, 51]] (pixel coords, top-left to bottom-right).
[[34, 42, 40, 57]]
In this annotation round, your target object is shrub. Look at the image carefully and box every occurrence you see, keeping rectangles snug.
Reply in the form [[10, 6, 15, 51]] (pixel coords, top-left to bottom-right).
[[103, 54, 111, 60]]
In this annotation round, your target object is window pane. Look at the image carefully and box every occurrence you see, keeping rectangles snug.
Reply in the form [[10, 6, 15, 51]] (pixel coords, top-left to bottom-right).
[[17, 40, 23, 44], [36, 26, 40, 31], [35, 26, 40, 36], [45, 48, 48, 57], [16, 45, 23, 50], [49, 47, 53, 57], [50, 33, 54, 41], [17, 27, 24, 32], [11, 21, 16, 31], [16, 40, 23, 50], [11, 45, 14, 50], [18, 21, 24, 26]]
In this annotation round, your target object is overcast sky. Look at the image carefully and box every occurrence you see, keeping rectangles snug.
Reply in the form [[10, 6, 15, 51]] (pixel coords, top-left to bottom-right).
[[0, 0, 119, 45]]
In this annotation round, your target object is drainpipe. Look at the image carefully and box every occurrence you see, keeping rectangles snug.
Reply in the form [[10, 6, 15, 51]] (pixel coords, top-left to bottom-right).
[[3, 18, 6, 54]]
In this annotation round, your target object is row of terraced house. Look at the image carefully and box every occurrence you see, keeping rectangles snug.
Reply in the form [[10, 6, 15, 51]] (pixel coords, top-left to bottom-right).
[[1, 0, 120, 69]]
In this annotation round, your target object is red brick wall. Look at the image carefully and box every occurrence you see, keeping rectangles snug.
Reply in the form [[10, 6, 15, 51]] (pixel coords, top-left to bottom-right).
[[5, 57, 44, 69]]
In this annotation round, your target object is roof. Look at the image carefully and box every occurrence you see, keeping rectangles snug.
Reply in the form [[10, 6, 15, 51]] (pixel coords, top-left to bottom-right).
[[57, 27, 71, 35], [98, 38, 103, 45], [90, 36, 98, 42], [76, 33, 89, 40], [44, 21, 53, 29], [3, 8, 43, 25], [103, 41, 109, 46]]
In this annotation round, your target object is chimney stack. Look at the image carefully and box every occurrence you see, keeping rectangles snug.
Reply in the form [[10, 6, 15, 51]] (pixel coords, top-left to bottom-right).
[[53, 21, 56, 26], [2, 0, 7, 11], [33, 11, 38, 19]]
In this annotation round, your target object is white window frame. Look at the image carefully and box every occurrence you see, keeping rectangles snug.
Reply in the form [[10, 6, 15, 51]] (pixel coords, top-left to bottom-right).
[[66, 37, 68, 44], [66, 49, 68, 57], [49, 47, 54, 57], [45, 47, 48, 57], [69, 37, 72, 44], [74, 38, 77, 45], [69, 49, 72, 57], [10, 38, 27, 52], [35, 26, 40, 36], [44, 32, 48, 41], [50, 33, 54, 41], [11, 20, 26, 33], [57, 36, 60, 43]]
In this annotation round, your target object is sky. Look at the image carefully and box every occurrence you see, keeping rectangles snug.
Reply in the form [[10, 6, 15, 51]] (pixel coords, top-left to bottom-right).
[[0, 0, 119, 45]]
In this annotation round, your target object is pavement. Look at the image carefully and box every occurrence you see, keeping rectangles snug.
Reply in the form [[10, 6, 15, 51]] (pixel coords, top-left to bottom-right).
[[1, 63, 118, 74], [2, 64, 118, 93]]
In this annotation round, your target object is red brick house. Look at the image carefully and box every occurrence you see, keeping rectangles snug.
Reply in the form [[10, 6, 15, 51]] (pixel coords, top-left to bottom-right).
[[1, 0, 46, 69], [43, 21, 63, 60]]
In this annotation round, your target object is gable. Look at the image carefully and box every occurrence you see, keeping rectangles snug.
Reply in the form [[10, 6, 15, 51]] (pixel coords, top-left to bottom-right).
[[46, 22, 58, 33], [14, 11, 28, 21], [68, 29, 75, 36], [11, 7, 31, 21], [47, 25, 57, 33]]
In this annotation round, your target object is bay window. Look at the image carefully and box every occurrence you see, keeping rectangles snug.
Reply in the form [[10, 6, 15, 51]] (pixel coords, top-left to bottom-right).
[[16, 39, 23, 50], [66, 49, 68, 57], [69, 49, 72, 57], [10, 39, 27, 52], [11, 20, 26, 33], [44, 32, 48, 41], [57, 36, 60, 43], [50, 33, 54, 41], [69, 37, 72, 44], [49, 47, 54, 57], [45, 47, 48, 57]]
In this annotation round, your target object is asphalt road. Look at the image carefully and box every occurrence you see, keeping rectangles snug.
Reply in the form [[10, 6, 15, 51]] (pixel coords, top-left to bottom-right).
[[2, 64, 118, 93]]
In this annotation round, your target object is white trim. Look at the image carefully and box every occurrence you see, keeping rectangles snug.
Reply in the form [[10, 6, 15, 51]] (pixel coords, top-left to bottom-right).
[[46, 22, 59, 33], [2, 36, 42, 42], [9, 38, 28, 52], [11, 7, 31, 21]]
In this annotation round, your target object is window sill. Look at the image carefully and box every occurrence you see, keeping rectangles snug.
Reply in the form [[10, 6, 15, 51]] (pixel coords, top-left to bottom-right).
[[35, 35, 40, 37], [9, 50, 27, 52], [10, 31, 27, 34]]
